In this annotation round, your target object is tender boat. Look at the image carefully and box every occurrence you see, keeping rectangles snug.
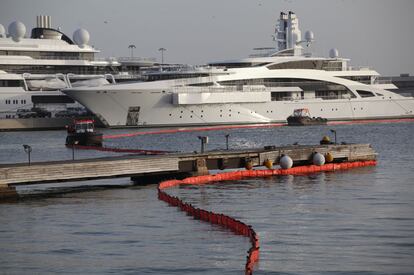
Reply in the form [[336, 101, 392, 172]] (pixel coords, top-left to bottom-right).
[[66, 119, 103, 146], [287, 108, 327, 126]]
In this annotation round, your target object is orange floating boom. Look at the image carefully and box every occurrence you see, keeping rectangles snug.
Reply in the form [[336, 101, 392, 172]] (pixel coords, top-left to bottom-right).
[[158, 160, 377, 274]]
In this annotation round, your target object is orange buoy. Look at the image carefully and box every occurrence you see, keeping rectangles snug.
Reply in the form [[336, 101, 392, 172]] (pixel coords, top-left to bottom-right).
[[264, 159, 273, 169], [245, 160, 253, 170], [325, 152, 334, 162]]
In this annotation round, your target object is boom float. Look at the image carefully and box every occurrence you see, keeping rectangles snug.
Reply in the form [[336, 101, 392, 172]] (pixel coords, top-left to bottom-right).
[[158, 160, 377, 274]]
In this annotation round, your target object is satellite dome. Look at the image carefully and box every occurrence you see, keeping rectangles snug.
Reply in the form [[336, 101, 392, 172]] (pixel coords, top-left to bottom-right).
[[73, 28, 90, 47], [0, 24, 6, 37], [329, 48, 339, 58], [304, 30, 314, 42], [8, 21, 26, 42]]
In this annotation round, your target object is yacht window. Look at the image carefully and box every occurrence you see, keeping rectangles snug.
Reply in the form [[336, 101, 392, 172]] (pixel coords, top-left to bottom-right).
[[267, 60, 343, 71], [356, 90, 375, 98], [208, 62, 252, 68], [271, 92, 291, 101], [0, 80, 22, 87], [338, 75, 371, 84], [189, 82, 214, 87], [220, 78, 356, 99], [376, 93, 383, 96]]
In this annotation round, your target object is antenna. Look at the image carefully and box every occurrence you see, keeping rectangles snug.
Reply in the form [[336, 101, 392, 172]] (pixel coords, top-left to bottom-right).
[[304, 30, 314, 47], [296, 30, 314, 47]]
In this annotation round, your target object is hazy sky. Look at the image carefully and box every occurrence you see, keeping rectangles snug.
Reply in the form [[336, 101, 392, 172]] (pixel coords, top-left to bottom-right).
[[1, 0, 413, 75]]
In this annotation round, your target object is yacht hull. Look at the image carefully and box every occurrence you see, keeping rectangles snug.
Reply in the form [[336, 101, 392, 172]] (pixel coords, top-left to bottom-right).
[[63, 89, 414, 127]]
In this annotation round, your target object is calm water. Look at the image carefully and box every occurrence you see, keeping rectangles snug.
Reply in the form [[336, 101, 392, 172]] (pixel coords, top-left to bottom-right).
[[0, 122, 413, 274]]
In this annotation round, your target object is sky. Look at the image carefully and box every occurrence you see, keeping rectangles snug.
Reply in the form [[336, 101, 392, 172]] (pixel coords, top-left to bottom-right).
[[0, 0, 413, 76]]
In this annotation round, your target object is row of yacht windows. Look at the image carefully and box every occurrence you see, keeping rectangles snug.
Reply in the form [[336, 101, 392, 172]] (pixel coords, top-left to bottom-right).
[[145, 73, 210, 81], [0, 65, 117, 75], [338, 75, 372, 84], [0, 80, 23, 87], [5, 99, 27, 104], [219, 78, 355, 100], [218, 78, 383, 100], [266, 60, 344, 71], [165, 107, 371, 120], [0, 51, 94, 61]]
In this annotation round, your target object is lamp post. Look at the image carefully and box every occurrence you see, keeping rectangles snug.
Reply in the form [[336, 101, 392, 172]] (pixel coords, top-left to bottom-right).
[[72, 141, 79, 161], [330, 129, 337, 144], [198, 136, 208, 153], [158, 47, 166, 65], [22, 144, 32, 165], [128, 44, 136, 58], [225, 134, 230, 150]]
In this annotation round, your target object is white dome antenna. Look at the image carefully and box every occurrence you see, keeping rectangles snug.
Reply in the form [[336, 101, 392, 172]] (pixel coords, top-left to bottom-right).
[[329, 48, 339, 58], [8, 21, 26, 42], [73, 28, 90, 47], [304, 30, 314, 47], [0, 24, 5, 37]]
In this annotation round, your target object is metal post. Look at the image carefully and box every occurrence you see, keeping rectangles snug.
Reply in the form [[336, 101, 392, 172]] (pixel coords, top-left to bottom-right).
[[158, 47, 166, 65], [225, 134, 230, 150], [198, 136, 208, 153], [23, 144, 32, 165], [330, 129, 337, 144], [128, 44, 136, 58], [72, 141, 79, 161]]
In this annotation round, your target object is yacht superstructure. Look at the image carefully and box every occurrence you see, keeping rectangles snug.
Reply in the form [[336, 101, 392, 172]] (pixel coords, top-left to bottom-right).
[[63, 11, 414, 127]]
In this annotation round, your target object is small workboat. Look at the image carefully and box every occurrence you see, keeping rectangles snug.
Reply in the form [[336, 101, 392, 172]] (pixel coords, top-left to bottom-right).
[[66, 119, 103, 146], [287, 108, 327, 126]]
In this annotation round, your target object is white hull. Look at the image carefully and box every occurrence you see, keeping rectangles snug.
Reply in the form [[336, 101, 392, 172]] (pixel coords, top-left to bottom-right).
[[64, 87, 414, 127]]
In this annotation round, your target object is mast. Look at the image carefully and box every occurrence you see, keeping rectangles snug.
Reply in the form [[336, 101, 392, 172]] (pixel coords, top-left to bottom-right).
[[275, 11, 303, 56]]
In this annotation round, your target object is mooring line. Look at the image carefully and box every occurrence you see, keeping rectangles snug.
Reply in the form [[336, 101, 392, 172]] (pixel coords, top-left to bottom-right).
[[103, 123, 285, 139], [157, 160, 377, 274]]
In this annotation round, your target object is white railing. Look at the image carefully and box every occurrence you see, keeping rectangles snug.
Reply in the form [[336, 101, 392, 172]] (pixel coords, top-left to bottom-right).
[[116, 56, 157, 62], [374, 78, 392, 84], [347, 66, 372, 71], [171, 85, 269, 94]]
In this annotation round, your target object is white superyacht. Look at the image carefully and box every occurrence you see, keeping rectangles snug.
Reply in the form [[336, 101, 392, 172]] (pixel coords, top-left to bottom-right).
[[0, 16, 155, 129], [63, 11, 414, 127]]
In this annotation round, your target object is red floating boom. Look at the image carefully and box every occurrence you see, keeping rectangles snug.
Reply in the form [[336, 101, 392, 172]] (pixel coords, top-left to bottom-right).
[[158, 160, 377, 274]]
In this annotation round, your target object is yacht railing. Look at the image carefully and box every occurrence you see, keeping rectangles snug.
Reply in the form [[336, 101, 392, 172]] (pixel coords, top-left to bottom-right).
[[347, 66, 373, 71], [274, 94, 353, 101], [374, 78, 392, 84], [21, 56, 94, 61], [221, 80, 345, 88], [116, 57, 157, 62], [171, 85, 269, 94]]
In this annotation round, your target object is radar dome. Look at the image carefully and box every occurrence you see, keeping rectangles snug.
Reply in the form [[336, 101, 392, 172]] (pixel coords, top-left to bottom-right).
[[304, 30, 314, 42], [8, 21, 26, 42], [329, 48, 339, 58], [0, 24, 5, 37], [73, 28, 90, 47]]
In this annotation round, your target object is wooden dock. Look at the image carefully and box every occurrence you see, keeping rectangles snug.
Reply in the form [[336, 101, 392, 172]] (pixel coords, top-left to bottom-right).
[[0, 143, 376, 200]]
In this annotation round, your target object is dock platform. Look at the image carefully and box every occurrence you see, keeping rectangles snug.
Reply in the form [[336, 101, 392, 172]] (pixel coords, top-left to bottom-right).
[[0, 143, 376, 200]]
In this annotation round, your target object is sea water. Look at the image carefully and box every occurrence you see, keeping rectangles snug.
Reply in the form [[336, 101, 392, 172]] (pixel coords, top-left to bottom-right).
[[0, 122, 413, 274]]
